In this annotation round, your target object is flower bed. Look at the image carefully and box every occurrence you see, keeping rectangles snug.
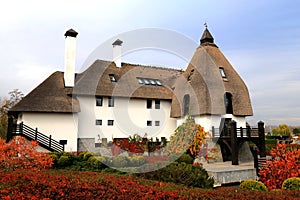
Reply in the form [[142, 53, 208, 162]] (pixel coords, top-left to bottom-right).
[[1, 169, 300, 200]]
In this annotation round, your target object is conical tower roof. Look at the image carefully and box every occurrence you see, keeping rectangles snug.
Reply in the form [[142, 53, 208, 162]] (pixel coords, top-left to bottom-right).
[[171, 27, 253, 117]]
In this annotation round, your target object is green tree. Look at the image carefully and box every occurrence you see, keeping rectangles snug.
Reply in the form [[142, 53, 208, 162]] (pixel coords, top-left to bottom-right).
[[293, 128, 300, 135], [272, 124, 291, 137], [0, 89, 24, 139]]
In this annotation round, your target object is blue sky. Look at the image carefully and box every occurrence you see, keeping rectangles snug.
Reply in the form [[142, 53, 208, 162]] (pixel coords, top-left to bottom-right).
[[0, 0, 299, 125]]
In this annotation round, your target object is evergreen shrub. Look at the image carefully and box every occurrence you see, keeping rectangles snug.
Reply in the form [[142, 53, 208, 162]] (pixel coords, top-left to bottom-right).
[[282, 177, 300, 191], [240, 180, 268, 192]]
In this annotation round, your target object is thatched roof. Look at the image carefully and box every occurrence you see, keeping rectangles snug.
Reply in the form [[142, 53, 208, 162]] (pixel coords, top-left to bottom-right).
[[11, 71, 80, 113], [170, 28, 253, 117], [11, 28, 253, 117], [73, 60, 181, 100]]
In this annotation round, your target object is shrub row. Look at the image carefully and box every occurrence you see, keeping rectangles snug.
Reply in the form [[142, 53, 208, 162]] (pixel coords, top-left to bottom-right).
[[240, 178, 300, 191], [135, 162, 214, 188]]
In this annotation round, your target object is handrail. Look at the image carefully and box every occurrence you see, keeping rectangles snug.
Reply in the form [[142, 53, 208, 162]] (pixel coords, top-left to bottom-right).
[[13, 122, 64, 152]]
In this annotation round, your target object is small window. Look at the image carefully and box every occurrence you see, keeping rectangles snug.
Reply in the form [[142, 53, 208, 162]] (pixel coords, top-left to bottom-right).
[[147, 120, 152, 126], [108, 97, 114, 107], [96, 96, 103, 106], [144, 79, 150, 85], [137, 78, 144, 84], [155, 99, 160, 109], [156, 80, 162, 86], [150, 80, 156, 85], [146, 99, 152, 109], [109, 74, 116, 82], [219, 67, 226, 78], [96, 120, 102, 125], [59, 140, 67, 145], [108, 120, 114, 126], [155, 121, 160, 126]]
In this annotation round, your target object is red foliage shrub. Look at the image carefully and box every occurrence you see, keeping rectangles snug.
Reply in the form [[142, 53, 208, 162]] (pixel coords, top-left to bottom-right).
[[0, 170, 299, 200], [0, 136, 53, 170], [259, 144, 300, 190]]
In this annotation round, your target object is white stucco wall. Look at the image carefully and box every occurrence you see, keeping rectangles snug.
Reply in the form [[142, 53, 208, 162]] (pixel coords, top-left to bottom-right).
[[19, 112, 78, 152], [77, 96, 177, 143]]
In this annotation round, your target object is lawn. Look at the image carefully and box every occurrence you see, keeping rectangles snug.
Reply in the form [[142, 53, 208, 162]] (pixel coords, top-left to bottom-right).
[[1, 169, 299, 200]]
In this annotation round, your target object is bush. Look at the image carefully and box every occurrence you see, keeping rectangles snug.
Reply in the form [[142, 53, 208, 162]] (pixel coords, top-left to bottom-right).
[[129, 156, 146, 167], [111, 156, 129, 168], [240, 180, 268, 192], [136, 162, 214, 188], [83, 152, 93, 161], [57, 155, 72, 167], [87, 156, 110, 170], [282, 177, 300, 191], [259, 144, 300, 190], [176, 153, 194, 164]]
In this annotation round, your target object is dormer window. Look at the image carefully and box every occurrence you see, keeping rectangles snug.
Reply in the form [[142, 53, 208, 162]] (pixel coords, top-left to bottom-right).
[[109, 74, 116, 82], [219, 67, 226, 78]]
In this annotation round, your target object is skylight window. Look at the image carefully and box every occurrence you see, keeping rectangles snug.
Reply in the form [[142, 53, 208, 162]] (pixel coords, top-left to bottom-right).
[[156, 80, 162, 86], [150, 80, 156, 85], [137, 78, 144, 84], [136, 77, 162, 86], [219, 67, 226, 78]]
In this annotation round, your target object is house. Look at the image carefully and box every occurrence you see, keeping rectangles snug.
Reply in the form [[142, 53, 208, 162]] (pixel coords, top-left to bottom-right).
[[8, 27, 253, 152]]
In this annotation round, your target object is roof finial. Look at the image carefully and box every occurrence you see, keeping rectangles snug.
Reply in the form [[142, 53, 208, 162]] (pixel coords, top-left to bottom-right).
[[204, 22, 208, 29]]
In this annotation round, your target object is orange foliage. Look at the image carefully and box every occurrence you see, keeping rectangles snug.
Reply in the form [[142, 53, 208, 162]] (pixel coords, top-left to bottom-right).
[[0, 136, 53, 170], [259, 144, 300, 190]]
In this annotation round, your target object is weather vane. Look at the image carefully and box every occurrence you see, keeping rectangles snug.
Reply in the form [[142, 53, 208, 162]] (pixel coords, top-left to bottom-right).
[[204, 22, 208, 28]]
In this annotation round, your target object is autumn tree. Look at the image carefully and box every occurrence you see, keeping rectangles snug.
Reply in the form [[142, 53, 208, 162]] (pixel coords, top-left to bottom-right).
[[259, 144, 300, 190], [0, 89, 23, 139], [166, 116, 207, 157], [272, 124, 291, 137]]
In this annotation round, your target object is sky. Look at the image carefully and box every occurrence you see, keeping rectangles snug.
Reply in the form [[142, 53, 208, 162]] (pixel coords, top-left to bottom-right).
[[0, 0, 300, 126]]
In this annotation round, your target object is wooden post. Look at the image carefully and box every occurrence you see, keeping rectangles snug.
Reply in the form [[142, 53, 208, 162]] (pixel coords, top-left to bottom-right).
[[250, 146, 259, 175], [49, 135, 52, 148], [20, 122, 23, 135], [35, 128, 38, 141], [258, 121, 266, 157], [230, 120, 239, 165], [6, 115, 14, 142], [240, 127, 243, 138], [246, 125, 251, 138]]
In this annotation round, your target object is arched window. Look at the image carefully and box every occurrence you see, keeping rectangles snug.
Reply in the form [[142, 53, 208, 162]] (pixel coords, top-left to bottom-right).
[[183, 94, 190, 115], [224, 92, 233, 114]]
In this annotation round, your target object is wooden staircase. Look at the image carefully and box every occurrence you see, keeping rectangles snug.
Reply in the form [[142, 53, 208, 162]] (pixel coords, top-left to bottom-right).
[[12, 122, 64, 152]]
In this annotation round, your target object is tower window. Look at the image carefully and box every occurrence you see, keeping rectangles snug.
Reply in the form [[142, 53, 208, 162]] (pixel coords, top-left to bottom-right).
[[155, 121, 160, 126], [224, 92, 233, 114], [183, 94, 190, 115], [219, 67, 226, 78]]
